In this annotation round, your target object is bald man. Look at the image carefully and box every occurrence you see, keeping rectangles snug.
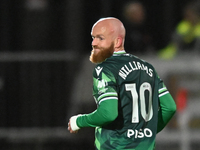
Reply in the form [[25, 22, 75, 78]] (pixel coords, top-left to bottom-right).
[[68, 17, 176, 150]]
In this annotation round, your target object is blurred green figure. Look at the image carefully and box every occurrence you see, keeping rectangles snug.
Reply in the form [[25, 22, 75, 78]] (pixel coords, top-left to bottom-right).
[[159, 1, 200, 59]]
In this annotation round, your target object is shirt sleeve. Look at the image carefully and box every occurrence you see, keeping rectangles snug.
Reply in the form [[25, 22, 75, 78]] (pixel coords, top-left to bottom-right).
[[76, 98, 118, 128], [76, 65, 119, 128], [157, 83, 177, 133]]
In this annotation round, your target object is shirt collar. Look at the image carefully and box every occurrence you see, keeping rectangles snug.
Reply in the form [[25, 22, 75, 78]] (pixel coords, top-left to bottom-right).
[[113, 50, 126, 54]]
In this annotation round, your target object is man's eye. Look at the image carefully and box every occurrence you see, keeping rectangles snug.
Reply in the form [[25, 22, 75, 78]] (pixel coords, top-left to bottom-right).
[[99, 37, 104, 40]]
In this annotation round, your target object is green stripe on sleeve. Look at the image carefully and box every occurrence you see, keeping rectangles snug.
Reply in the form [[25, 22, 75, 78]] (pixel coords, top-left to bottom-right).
[[98, 92, 118, 101]]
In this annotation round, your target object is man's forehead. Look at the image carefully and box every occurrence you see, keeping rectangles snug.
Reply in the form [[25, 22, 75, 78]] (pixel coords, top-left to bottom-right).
[[92, 21, 113, 35], [100, 26, 107, 33], [91, 24, 108, 35]]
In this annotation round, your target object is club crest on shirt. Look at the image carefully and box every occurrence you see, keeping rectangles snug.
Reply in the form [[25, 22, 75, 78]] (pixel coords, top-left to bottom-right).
[[95, 66, 103, 76], [96, 78, 108, 94]]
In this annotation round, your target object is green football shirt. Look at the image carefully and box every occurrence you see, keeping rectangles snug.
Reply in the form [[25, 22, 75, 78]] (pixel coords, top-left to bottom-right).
[[76, 51, 176, 150]]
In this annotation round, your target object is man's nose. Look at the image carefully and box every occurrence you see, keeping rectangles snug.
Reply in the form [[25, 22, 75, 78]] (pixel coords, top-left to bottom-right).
[[92, 38, 97, 46]]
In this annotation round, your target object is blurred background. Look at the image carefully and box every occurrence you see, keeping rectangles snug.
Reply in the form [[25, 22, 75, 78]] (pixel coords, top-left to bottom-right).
[[0, 0, 200, 149]]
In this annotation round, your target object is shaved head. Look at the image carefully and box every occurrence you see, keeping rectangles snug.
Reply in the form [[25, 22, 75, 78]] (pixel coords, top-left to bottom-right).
[[92, 17, 126, 45], [90, 17, 126, 64]]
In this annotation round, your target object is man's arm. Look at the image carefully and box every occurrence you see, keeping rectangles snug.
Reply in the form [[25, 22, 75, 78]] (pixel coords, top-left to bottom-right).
[[68, 99, 118, 133], [157, 93, 176, 133]]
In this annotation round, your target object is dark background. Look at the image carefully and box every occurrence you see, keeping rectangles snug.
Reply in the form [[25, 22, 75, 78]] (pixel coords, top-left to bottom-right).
[[0, 0, 193, 150], [0, 0, 189, 52]]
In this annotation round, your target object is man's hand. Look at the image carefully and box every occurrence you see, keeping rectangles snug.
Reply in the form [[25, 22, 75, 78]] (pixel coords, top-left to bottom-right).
[[68, 117, 79, 133]]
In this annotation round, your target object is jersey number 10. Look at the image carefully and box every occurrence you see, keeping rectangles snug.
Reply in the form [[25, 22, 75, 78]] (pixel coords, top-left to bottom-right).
[[125, 83, 153, 123]]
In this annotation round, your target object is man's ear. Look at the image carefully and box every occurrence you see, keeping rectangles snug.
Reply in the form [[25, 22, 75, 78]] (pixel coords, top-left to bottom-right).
[[114, 37, 122, 48]]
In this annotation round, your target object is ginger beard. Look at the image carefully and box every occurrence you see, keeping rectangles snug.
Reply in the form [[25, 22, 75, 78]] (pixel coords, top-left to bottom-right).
[[90, 42, 114, 64]]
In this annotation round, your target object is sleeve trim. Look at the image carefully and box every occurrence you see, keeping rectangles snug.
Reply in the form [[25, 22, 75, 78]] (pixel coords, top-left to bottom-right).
[[99, 97, 118, 104], [159, 91, 169, 97], [159, 87, 167, 93], [98, 92, 118, 101]]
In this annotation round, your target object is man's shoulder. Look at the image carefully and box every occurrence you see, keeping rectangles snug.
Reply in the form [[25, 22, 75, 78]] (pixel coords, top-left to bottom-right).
[[114, 53, 153, 66], [93, 53, 155, 74]]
